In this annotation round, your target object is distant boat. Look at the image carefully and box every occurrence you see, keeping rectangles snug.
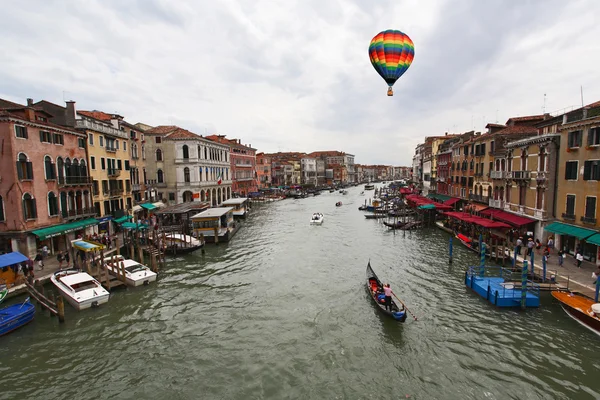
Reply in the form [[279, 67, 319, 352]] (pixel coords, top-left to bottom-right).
[[335, 202, 343, 207], [0, 298, 35, 336], [365, 184, 375, 190], [163, 233, 204, 254], [310, 213, 324, 225]]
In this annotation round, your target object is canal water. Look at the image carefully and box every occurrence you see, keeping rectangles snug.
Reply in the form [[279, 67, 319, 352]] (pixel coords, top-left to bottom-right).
[[1, 185, 598, 400]]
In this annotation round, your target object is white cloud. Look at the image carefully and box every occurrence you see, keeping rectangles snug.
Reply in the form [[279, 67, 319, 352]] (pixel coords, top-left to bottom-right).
[[1, 0, 599, 165]]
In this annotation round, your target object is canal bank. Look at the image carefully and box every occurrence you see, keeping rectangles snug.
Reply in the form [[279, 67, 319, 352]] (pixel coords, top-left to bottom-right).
[[0, 185, 598, 400]]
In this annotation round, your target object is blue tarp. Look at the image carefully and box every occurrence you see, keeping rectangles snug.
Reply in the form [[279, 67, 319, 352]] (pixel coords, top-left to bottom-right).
[[0, 252, 29, 269]]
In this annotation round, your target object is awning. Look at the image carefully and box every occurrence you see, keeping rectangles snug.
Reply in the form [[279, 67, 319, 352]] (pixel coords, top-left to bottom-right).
[[122, 222, 149, 230], [427, 193, 451, 202], [32, 218, 99, 240], [480, 209, 535, 227], [72, 240, 105, 252], [114, 215, 132, 224], [443, 212, 510, 229], [468, 203, 489, 213], [132, 205, 142, 213], [544, 222, 598, 240], [152, 202, 166, 209], [140, 203, 157, 211], [418, 204, 436, 210], [444, 198, 460, 206], [0, 252, 28, 268], [586, 234, 600, 246]]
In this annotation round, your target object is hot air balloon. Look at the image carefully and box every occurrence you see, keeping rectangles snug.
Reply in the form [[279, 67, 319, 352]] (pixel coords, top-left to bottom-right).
[[368, 30, 414, 96]]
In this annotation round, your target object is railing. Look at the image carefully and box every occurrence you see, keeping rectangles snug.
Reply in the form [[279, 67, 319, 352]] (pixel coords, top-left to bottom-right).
[[105, 146, 117, 153], [235, 163, 253, 167], [503, 202, 547, 220], [511, 171, 531, 180], [236, 177, 255, 182], [131, 183, 141, 191], [108, 169, 120, 177], [488, 199, 504, 208], [581, 216, 597, 224], [469, 194, 489, 203], [489, 171, 507, 179], [175, 158, 198, 163], [109, 188, 124, 196], [62, 207, 96, 220], [155, 182, 168, 188], [536, 171, 547, 181], [58, 176, 93, 186], [75, 119, 128, 139], [562, 213, 576, 221]]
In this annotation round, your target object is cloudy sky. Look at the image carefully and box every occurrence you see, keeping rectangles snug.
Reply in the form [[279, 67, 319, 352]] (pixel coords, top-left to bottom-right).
[[1, 0, 599, 165]]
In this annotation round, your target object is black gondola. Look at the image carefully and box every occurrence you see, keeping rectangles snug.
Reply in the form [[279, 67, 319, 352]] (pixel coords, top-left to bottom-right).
[[383, 221, 406, 229], [366, 262, 407, 322]]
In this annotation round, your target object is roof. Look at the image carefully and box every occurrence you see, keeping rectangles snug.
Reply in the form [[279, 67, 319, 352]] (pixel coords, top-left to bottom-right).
[[77, 110, 114, 121], [479, 208, 535, 227], [59, 271, 97, 286], [144, 125, 178, 135], [0, 98, 25, 109], [487, 124, 538, 137], [167, 128, 200, 140], [191, 207, 234, 219], [0, 252, 28, 269], [506, 115, 545, 124], [154, 202, 210, 215], [221, 197, 248, 205], [485, 123, 506, 129]]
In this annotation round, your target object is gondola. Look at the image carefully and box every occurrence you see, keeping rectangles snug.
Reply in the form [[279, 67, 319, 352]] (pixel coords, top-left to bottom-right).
[[366, 262, 407, 322], [335, 202, 342, 207], [383, 220, 406, 229]]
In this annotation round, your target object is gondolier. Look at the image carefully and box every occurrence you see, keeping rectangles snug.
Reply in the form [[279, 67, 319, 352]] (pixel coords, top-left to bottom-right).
[[383, 284, 393, 311]]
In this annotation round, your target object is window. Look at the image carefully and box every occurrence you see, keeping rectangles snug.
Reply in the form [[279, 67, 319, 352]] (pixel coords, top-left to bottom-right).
[[123, 141, 126, 151], [116, 140, 119, 150], [15, 125, 28, 139], [53, 133, 64, 145], [199, 167, 203, 181], [536, 187, 543, 210], [156, 149, 163, 161], [566, 195, 576, 216], [91, 156, 96, 170], [124, 160, 130, 170], [0, 195, 4, 221], [93, 180, 99, 196], [142, 145, 146, 160], [585, 197, 597, 219], [169, 192, 176, 201], [539, 148, 546, 172], [99, 136, 104, 147], [565, 161, 578, 180], [583, 160, 600, 181], [44, 156, 56, 180], [22, 193, 37, 220], [39, 131, 52, 143], [17, 153, 33, 180], [89, 133, 94, 146], [568, 130, 582, 148], [588, 127, 600, 146], [101, 158, 106, 170], [48, 192, 59, 216], [184, 167, 190, 183], [78, 137, 86, 148], [157, 169, 164, 183], [102, 180, 109, 194], [155, 136, 162, 144], [117, 159, 122, 170], [183, 145, 189, 159]]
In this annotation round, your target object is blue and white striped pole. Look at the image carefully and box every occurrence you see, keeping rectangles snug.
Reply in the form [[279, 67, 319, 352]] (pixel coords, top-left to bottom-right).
[[521, 260, 528, 310], [479, 242, 486, 278]]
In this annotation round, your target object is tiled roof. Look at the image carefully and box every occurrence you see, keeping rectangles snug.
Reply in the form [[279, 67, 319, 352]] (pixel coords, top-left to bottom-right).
[[78, 110, 113, 121], [144, 125, 179, 135], [493, 124, 538, 136], [0, 98, 25, 109], [485, 123, 506, 128], [166, 128, 200, 140], [308, 151, 344, 158], [506, 115, 545, 124]]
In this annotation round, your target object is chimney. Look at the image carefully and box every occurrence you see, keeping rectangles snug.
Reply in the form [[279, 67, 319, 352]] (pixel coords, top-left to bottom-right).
[[65, 101, 76, 127], [26, 98, 33, 106], [583, 107, 589, 119], [562, 114, 567, 125]]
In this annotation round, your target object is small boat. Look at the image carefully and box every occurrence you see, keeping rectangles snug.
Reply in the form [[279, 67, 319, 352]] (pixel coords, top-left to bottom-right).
[[358, 205, 368, 211], [365, 184, 375, 190], [335, 202, 343, 207], [383, 221, 407, 229], [329, 189, 334, 193], [366, 262, 407, 322], [164, 233, 204, 254], [360, 191, 364, 195], [103, 255, 157, 287], [310, 213, 324, 225], [0, 297, 35, 336], [51, 269, 110, 310], [365, 213, 387, 219], [552, 291, 600, 337]]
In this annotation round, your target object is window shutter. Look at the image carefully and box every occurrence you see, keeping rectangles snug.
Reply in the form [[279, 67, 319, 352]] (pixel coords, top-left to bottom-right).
[[39, 131, 44, 142], [26, 162, 33, 179], [583, 161, 591, 180], [588, 129, 594, 146], [32, 199, 37, 218], [16, 162, 23, 180]]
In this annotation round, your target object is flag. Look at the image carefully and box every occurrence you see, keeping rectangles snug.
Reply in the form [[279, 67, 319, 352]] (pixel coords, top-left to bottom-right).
[[217, 171, 222, 185]]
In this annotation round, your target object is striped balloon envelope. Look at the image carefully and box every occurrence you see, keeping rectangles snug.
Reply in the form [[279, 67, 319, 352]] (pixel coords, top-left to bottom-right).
[[368, 30, 415, 96]]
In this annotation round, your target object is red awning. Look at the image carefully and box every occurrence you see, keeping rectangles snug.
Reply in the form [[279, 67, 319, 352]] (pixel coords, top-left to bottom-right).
[[479, 208, 535, 227], [444, 211, 510, 229], [444, 198, 460, 206]]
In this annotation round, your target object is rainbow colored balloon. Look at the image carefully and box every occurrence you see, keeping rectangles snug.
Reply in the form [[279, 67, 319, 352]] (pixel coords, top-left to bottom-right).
[[368, 30, 415, 96]]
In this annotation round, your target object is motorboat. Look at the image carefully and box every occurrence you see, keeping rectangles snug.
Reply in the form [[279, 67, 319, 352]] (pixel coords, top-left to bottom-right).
[[364, 184, 375, 190], [163, 233, 205, 254], [310, 213, 324, 225], [103, 255, 157, 287], [50, 269, 109, 310], [335, 202, 343, 207], [0, 297, 35, 336], [552, 291, 600, 337]]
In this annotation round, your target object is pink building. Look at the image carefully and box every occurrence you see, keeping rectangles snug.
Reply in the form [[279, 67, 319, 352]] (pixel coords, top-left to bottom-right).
[[256, 153, 272, 189], [0, 98, 94, 257], [206, 135, 258, 196]]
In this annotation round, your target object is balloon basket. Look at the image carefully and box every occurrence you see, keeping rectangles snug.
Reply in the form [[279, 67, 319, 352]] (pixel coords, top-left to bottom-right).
[[387, 87, 394, 96]]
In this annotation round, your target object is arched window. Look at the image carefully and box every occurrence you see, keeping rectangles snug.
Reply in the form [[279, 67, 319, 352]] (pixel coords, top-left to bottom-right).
[[17, 153, 33, 180], [44, 156, 56, 180], [184, 167, 190, 183], [80, 160, 88, 177], [157, 169, 164, 183], [156, 149, 163, 161], [142, 145, 146, 160], [72, 159, 80, 177], [182, 145, 189, 159], [198, 145, 201, 159], [60, 192, 68, 218], [48, 192, 59, 216], [64, 158, 72, 178], [22, 193, 37, 220], [520, 150, 527, 170], [56, 157, 65, 184], [0, 195, 5, 222], [198, 167, 203, 181], [538, 147, 546, 172], [205, 147, 208, 160]]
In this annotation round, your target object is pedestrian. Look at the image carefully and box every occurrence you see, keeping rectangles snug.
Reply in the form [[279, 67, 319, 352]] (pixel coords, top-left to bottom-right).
[[576, 252, 584, 268], [557, 249, 564, 267], [527, 238, 535, 256], [64, 251, 70, 268], [57, 252, 64, 269], [516, 237, 523, 256], [383, 283, 393, 312], [547, 236, 554, 253], [535, 239, 541, 254], [42, 245, 48, 259], [34, 252, 44, 270]]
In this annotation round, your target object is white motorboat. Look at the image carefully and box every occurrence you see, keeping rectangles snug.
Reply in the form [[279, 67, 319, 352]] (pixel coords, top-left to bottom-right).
[[50, 269, 110, 310], [310, 213, 324, 225], [163, 233, 204, 254], [103, 255, 157, 287]]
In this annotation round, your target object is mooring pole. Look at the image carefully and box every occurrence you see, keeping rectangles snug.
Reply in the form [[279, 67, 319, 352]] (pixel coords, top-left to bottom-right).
[[595, 276, 600, 303], [542, 254, 547, 283], [513, 246, 518, 268], [479, 242, 486, 278], [530, 251, 535, 280], [521, 260, 528, 310], [449, 236, 453, 264]]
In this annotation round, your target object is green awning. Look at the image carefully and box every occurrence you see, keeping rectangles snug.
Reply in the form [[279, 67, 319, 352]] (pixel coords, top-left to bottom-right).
[[122, 222, 149, 230], [427, 193, 451, 202], [586, 234, 600, 246], [418, 204, 436, 210], [544, 222, 598, 240], [140, 203, 157, 210], [32, 218, 99, 240], [114, 215, 132, 224]]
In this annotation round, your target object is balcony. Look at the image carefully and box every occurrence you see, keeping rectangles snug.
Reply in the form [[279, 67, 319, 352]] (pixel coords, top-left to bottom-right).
[[469, 194, 489, 203], [489, 171, 508, 179], [581, 216, 597, 224], [109, 188, 124, 197], [235, 163, 253, 168], [76, 119, 128, 139], [488, 198, 504, 209], [131, 183, 141, 191], [561, 213, 575, 221], [108, 169, 121, 178], [504, 202, 548, 220], [154, 182, 168, 188], [175, 157, 198, 164], [535, 171, 547, 182], [62, 207, 96, 220], [438, 177, 446, 183], [58, 176, 93, 187], [105, 146, 117, 153], [511, 171, 531, 180]]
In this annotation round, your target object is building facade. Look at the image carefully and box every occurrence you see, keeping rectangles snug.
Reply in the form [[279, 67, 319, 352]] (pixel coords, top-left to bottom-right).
[[256, 153, 272, 189], [300, 157, 317, 186], [206, 136, 258, 196]]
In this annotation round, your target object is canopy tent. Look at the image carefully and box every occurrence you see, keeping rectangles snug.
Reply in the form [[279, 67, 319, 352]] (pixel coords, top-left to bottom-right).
[[121, 222, 149, 230], [32, 218, 98, 240], [114, 215, 133, 224], [544, 222, 598, 240], [152, 202, 166, 209], [444, 212, 511, 229], [139, 203, 158, 211], [72, 240, 105, 252], [427, 193, 451, 202], [466, 203, 489, 213], [0, 252, 28, 269], [406, 194, 452, 210], [132, 205, 143, 213], [444, 198, 461, 206], [479, 208, 535, 227]]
